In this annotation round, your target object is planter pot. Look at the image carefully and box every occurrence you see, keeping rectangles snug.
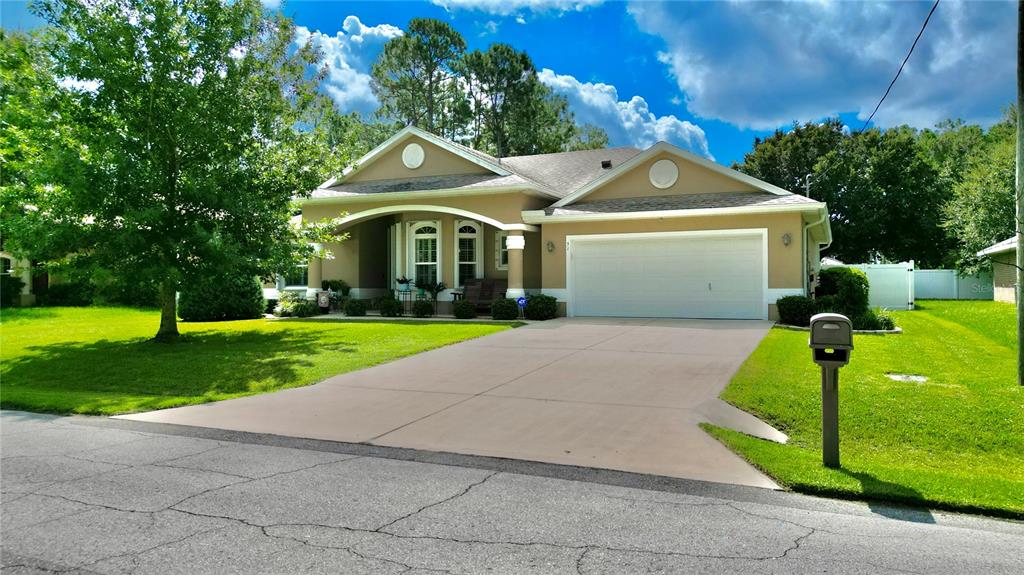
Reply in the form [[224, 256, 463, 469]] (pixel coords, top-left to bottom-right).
[[397, 283, 411, 292]]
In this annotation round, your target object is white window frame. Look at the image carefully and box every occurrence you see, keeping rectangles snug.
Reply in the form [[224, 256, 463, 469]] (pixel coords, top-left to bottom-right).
[[453, 220, 483, 288], [408, 220, 441, 287], [494, 230, 509, 271], [282, 265, 309, 288]]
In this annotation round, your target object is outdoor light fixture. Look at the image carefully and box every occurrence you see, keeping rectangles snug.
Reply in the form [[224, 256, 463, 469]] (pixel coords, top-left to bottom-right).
[[546, 240, 555, 252], [782, 233, 792, 246]]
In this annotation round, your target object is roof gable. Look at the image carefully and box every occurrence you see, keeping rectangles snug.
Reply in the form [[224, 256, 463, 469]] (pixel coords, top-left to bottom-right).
[[318, 126, 510, 189], [552, 142, 793, 207]]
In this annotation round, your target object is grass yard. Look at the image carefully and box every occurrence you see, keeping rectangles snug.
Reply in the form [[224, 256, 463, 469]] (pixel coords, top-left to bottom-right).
[[0, 307, 512, 415], [708, 299, 1024, 517]]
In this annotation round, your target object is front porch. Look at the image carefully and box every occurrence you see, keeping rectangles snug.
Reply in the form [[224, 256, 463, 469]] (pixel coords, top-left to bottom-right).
[[301, 206, 542, 314]]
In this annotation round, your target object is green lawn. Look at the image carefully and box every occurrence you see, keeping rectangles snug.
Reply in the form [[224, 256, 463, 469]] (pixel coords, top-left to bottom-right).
[[0, 307, 511, 415], [708, 299, 1024, 517]]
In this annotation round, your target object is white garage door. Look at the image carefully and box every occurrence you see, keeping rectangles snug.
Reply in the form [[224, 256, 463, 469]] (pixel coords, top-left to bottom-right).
[[568, 231, 766, 319]]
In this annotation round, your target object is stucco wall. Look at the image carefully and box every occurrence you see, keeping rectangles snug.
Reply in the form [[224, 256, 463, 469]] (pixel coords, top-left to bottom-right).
[[346, 135, 491, 182], [993, 252, 1017, 304], [538, 212, 806, 290], [584, 151, 761, 203]]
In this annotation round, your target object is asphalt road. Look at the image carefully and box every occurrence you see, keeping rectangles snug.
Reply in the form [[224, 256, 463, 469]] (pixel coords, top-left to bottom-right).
[[2, 410, 1022, 574]]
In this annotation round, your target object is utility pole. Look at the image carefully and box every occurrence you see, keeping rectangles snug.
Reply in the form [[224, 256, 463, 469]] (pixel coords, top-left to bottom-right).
[[1017, 1, 1023, 386]]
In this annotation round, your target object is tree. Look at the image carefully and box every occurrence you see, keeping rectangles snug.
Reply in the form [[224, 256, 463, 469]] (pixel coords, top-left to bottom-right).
[[4, 0, 341, 341], [813, 127, 950, 266], [942, 108, 1017, 272], [568, 123, 610, 151], [734, 119, 847, 195], [370, 18, 467, 137]]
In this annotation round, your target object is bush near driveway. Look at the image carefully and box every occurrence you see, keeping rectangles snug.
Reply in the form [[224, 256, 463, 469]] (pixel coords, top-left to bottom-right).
[[709, 300, 1024, 517], [0, 307, 511, 415], [178, 272, 264, 322]]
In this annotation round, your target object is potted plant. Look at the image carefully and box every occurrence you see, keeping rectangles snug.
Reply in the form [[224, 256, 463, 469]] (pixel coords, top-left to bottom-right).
[[418, 281, 447, 313], [396, 276, 412, 292]]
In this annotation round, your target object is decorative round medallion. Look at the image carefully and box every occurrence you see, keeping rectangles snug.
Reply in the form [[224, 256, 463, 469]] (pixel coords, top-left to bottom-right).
[[648, 159, 679, 189], [402, 143, 425, 169]]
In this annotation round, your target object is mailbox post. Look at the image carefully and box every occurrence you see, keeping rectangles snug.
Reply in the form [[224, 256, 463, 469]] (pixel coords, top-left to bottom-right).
[[808, 313, 853, 468]]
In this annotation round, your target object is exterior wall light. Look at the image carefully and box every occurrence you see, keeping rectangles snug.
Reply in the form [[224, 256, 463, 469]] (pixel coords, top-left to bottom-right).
[[546, 240, 555, 253], [782, 233, 792, 246]]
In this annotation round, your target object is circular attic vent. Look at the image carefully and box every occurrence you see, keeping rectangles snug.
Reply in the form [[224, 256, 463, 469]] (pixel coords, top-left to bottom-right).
[[648, 159, 679, 189], [402, 143, 425, 169]]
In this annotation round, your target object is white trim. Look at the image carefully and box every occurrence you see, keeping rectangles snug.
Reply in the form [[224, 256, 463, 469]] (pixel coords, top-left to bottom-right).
[[564, 228, 770, 320], [978, 237, 1016, 257], [494, 230, 509, 271], [505, 235, 526, 250], [767, 288, 805, 304], [453, 220, 483, 289], [522, 202, 824, 224], [552, 141, 794, 208], [401, 143, 425, 169], [302, 185, 555, 205], [408, 220, 441, 287], [541, 288, 569, 301], [318, 126, 511, 189], [333, 204, 538, 233]]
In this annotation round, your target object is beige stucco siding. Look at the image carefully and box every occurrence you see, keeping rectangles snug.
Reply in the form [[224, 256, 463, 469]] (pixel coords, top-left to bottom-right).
[[584, 151, 760, 203], [538, 212, 806, 290], [993, 252, 1017, 304], [346, 135, 491, 182]]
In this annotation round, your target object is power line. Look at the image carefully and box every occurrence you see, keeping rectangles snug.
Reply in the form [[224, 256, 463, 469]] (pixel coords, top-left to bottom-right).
[[860, 0, 941, 132]]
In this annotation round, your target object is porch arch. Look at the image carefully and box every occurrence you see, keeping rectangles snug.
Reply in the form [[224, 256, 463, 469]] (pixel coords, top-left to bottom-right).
[[333, 204, 538, 232]]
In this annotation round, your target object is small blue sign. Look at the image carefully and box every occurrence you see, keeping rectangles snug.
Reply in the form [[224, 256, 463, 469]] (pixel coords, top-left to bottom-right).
[[516, 297, 527, 308]]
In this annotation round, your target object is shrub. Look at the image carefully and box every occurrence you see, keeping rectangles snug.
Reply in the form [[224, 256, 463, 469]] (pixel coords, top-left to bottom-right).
[[776, 295, 817, 327], [264, 299, 278, 314], [0, 275, 25, 307], [273, 291, 319, 318], [37, 281, 93, 307], [179, 272, 265, 322], [490, 298, 519, 320], [851, 309, 896, 331], [816, 267, 869, 317], [452, 299, 477, 319], [343, 298, 366, 317], [91, 273, 160, 307], [379, 298, 403, 317], [523, 294, 558, 320], [412, 299, 434, 318], [321, 279, 351, 297]]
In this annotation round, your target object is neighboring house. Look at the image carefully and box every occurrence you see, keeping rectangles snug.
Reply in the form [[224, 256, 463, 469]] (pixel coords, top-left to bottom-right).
[[295, 126, 832, 320], [0, 251, 42, 306], [978, 238, 1017, 303]]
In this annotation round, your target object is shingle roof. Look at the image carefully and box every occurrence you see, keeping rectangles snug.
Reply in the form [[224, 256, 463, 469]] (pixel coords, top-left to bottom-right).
[[499, 147, 642, 197], [542, 191, 820, 216], [313, 173, 529, 199]]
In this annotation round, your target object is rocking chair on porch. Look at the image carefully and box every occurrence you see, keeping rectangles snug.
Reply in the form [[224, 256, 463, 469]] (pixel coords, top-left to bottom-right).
[[459, 279, 508, 313]]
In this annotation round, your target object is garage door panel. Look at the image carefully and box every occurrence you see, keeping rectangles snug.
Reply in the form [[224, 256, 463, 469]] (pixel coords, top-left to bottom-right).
[[569, 233, 765, 320]]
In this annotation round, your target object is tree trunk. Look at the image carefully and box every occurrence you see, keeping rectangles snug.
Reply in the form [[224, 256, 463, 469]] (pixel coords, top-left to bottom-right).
[[155, 278, 179, 342]]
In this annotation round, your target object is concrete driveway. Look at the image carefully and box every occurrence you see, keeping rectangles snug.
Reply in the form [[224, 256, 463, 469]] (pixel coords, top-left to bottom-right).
[[121, 318, 782, 489]]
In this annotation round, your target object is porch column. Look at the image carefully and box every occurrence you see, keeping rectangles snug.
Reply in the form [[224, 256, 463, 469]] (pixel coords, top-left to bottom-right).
[[505, 232, 526, 299], [307, 256, 322, 296]]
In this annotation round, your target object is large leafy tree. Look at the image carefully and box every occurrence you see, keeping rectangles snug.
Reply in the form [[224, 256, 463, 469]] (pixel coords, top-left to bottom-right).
[[370, 18, 467, 138], [942, 108, 1017, 272], [734, 118, 847, 196], [4, 0, 341, 340], [813, 127, 950, 266]]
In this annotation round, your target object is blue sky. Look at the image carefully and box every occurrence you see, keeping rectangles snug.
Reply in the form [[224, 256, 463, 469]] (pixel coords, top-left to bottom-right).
[[1, 0, 1014, 165]]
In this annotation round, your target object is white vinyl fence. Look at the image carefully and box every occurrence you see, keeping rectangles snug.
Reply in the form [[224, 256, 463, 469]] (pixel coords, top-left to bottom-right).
[[914, 269, 993, 300], [822, 261, 994, 311]]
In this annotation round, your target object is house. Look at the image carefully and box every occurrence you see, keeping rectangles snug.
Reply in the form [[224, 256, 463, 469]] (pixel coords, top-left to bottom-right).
[[978, 237, 1017, 303], [294, 126, 832, 320], [0, 251, 43, 306]]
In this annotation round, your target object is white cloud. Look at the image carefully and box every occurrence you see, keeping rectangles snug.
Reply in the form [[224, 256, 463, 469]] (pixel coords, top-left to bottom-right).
[[629, 0, 1014, 130], [538, 68, 712, 159], [480, 20, 500, 36], [294, 16, 403, 114], [260, 0, 281, 9], [515, 15, 527, 25], [431, 0, 603, 16]]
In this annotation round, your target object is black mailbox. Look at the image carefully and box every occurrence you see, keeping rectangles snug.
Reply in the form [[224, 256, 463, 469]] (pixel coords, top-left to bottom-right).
[[809, 313, 853, 368]]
